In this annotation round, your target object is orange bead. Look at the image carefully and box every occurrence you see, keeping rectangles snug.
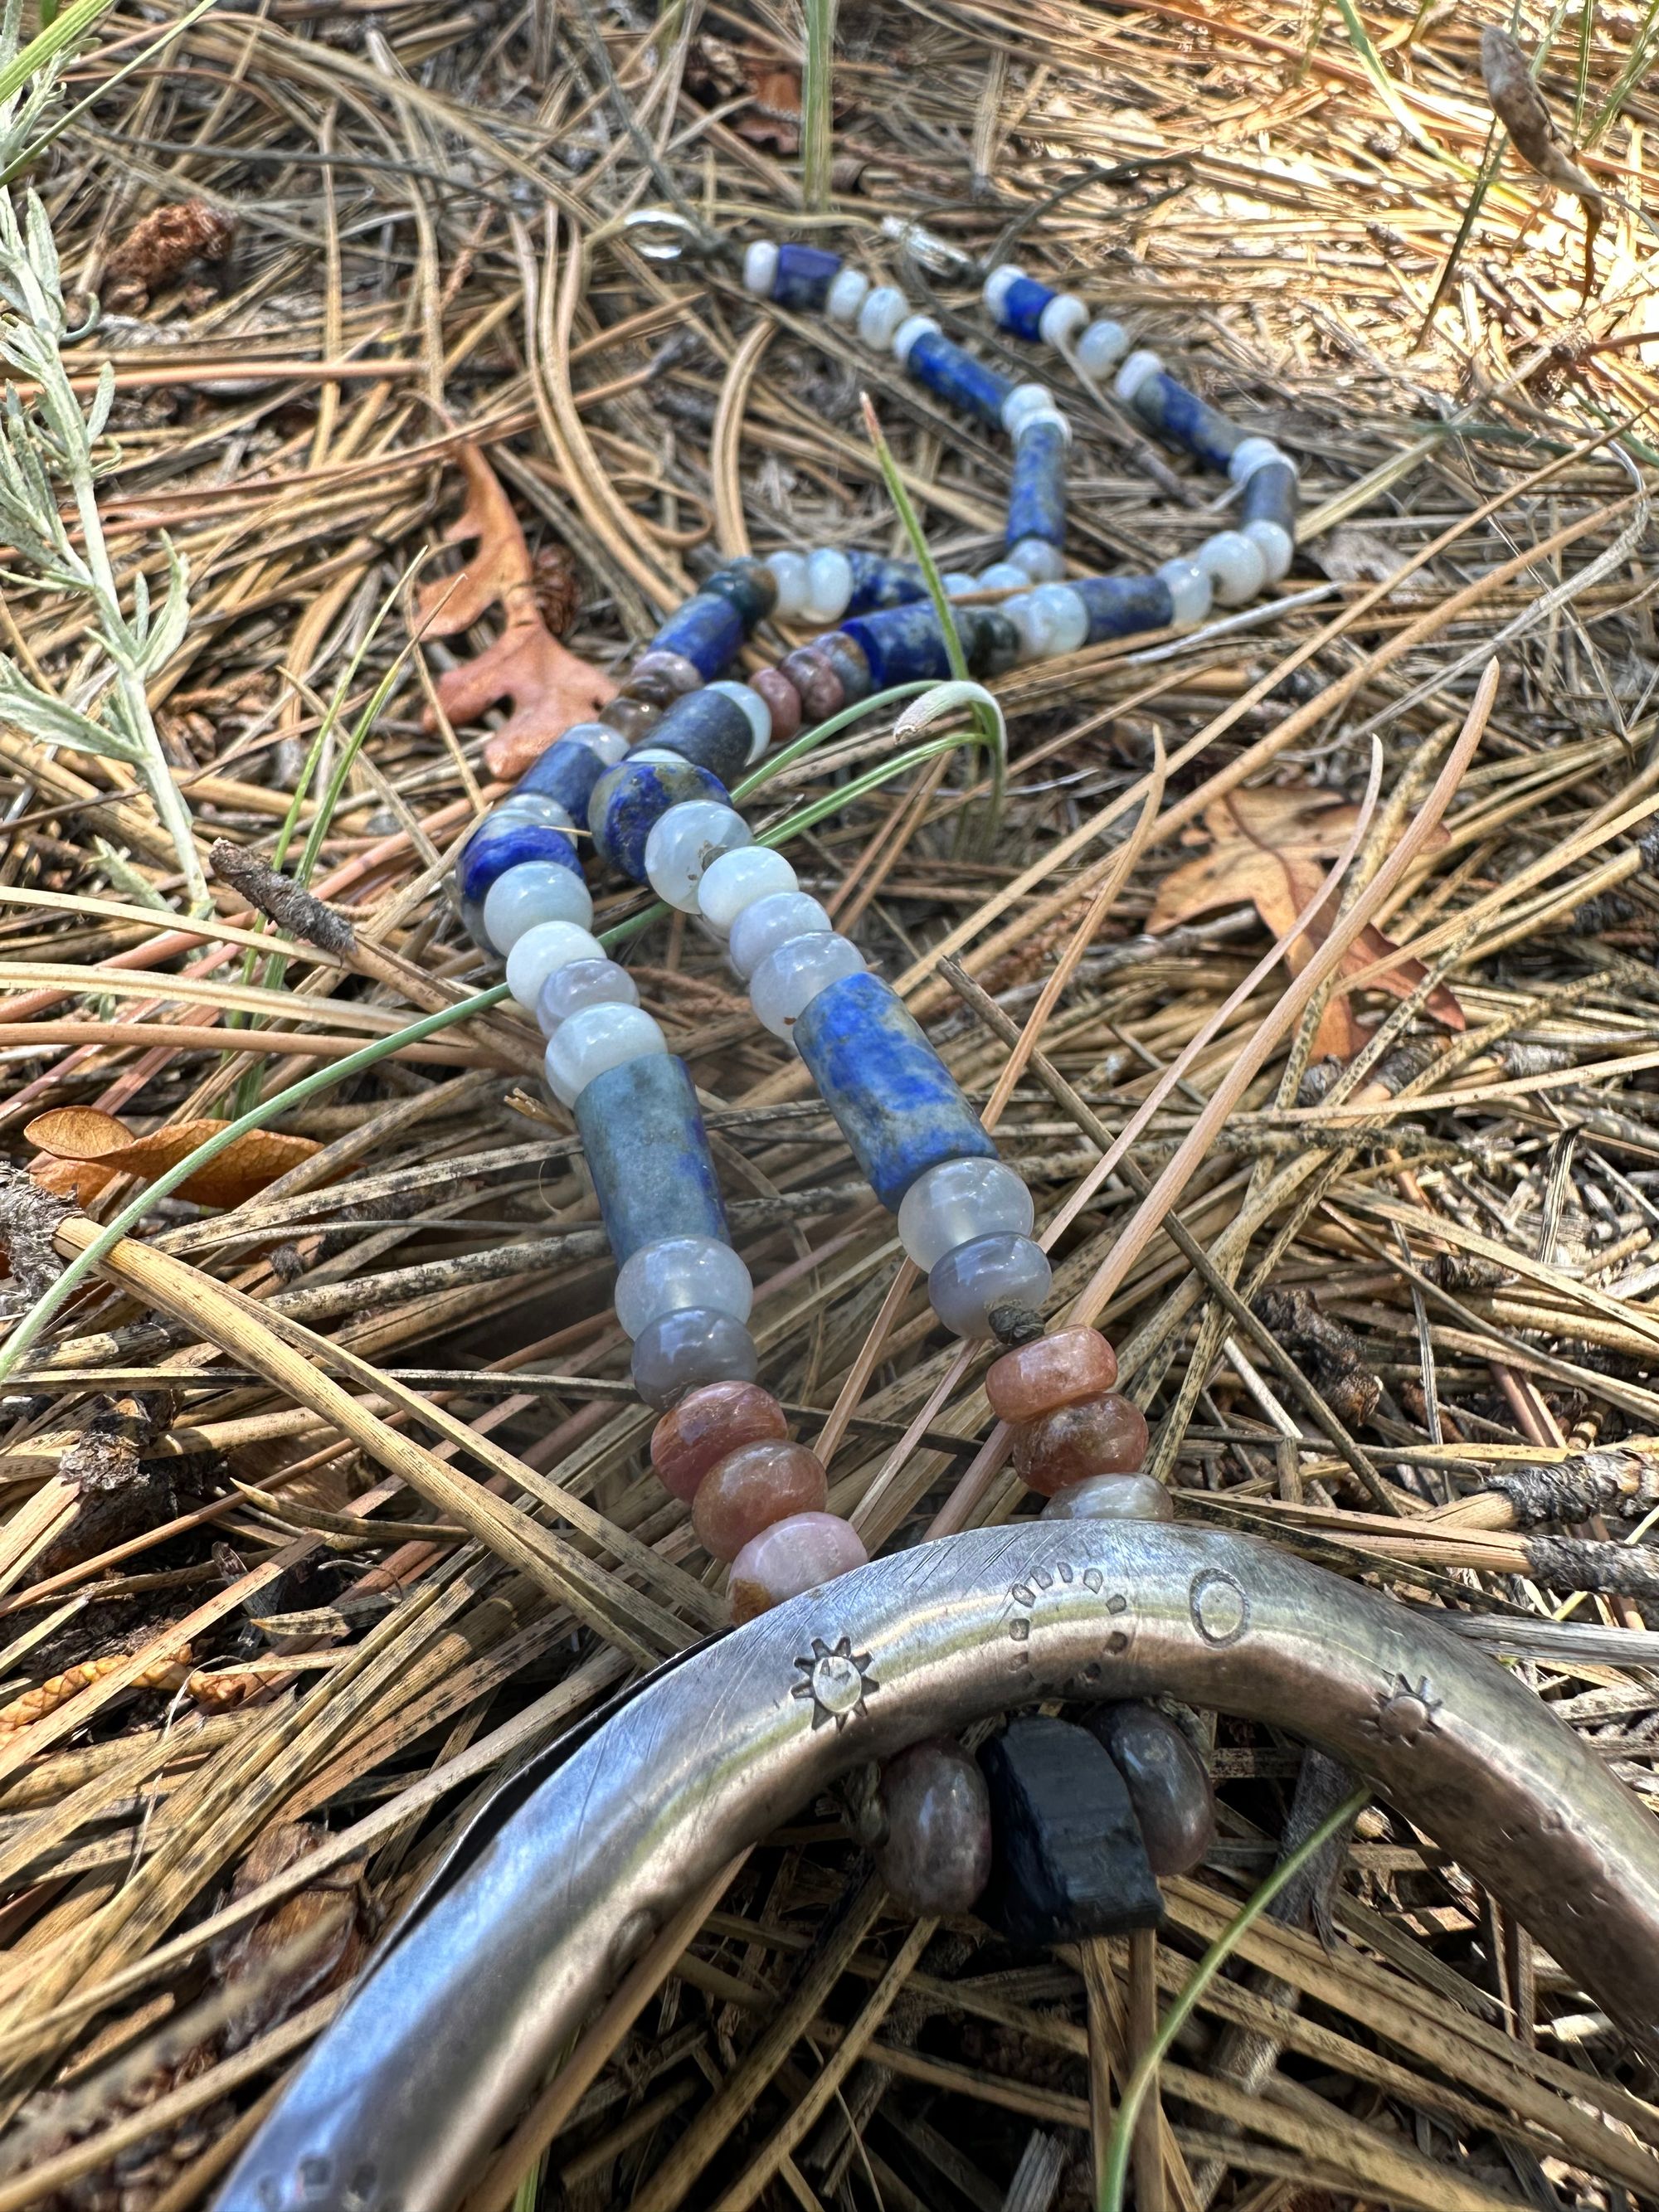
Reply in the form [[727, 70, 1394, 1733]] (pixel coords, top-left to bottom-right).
[[649, 1381, 788, 1502], [1010, 1392, 1148, 1495], [985, 1327, 1117, 1423], [693, 1441, 829, 1561]]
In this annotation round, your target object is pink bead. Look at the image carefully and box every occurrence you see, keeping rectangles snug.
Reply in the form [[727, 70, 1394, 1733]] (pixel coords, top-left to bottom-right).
[[750, 667, 802, 743], [729, 1511, 868, 1624], [985, 1327, 1117, 1424], [1010, 1392, 1149, 1496], [693, 1441, 828, 1561], [649, 1383, 788, 1503]]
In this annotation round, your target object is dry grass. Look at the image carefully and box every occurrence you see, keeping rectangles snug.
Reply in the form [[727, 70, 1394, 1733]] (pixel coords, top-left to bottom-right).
[[2, 0, 1659, 2205]]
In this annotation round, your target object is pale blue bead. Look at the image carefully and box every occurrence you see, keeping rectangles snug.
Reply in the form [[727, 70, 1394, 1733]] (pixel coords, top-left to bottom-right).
[[976, 562, 1030, 593], [927, 1232, 1051, 1338], [537, 957, 639, 1036], [614, 1236, 752, 1339], [630, 1308, 757, 1409], [750, 931, 865, 1038], [727, 890, 834, 980], [898, 1157, 1034, 1271], [482, 862, 594, 955]]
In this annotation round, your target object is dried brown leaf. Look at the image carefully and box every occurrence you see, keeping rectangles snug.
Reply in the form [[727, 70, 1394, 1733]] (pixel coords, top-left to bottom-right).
[[24, 1108, 322, 1208]]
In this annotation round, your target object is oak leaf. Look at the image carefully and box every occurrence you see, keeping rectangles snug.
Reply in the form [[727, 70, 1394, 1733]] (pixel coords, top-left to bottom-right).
[[1147, 786, 1464, 1060], [25, 1107, 320, 1208], [735, 68, 802, 151]]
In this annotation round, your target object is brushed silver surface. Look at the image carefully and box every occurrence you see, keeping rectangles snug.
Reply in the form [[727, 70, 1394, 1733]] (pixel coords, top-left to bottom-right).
[[218, 1524, 1659, 2212]]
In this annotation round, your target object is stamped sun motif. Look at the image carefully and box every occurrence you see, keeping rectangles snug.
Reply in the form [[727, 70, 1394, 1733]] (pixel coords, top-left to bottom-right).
[[792, 1636, 878, 1730], [1370, 1674, 1443, 1744]]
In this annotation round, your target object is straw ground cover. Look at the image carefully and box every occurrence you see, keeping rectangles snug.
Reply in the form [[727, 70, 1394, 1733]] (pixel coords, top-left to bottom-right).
[[3, 0, 1659, 2205]]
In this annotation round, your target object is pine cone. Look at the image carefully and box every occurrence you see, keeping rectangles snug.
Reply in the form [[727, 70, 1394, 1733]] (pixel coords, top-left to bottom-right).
[[102, 201, 236, 310], [530, 542, 580, 636]]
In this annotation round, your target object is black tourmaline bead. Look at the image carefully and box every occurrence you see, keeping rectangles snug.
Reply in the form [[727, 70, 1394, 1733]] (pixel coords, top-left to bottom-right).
[[701, 557, 778, 630], [962, 608, 1021, 679], [976, 1715, 1162, 1947]]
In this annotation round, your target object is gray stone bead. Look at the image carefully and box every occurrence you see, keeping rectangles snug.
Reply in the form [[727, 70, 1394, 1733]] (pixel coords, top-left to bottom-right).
[[927, 1232, 1052, 1339], [629, 1306, 757, 1410], [874, 1738, 993, 1915], [1040, 1473, 1173, 1523], [1087, 1701, 1215, 1877]]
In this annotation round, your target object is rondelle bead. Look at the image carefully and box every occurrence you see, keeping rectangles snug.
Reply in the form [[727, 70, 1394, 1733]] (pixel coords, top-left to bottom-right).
[[826, 266, 870, 323], [645, 800, 752, 912], [703, 557, 778, 628], [481, 860, 594, 956], [750, 666, 803, 743], [622, 667, 682, 710], [692, 1440, 829, 1560], [765, 550, 808, 620], [1087, 1701, 1216, 1877], [1243, 518, 1294, 585], [505, 916, 606, 1014], [650, 1380, 788, 1502], [927, 1232, 1053, 1339], [588, 755, 729, 881], [629, 648, 703, 698], [1114, 348, 1163, 405], [1009, 537, 1067, 583], [800, 547, 854, 625], [778, 644, 844, 722], [632, 1307, 758, 1411], [598, 694, 661, 745], [815, 629, 873, 705], [537, 955, 639, 1035], [727, 890, 835, 980], [982, 264, 1025, 316], [698, 844, 799, 934], [892, 311, 941, 366], [615, 1233, 752, 1339], [976, 561, 1030, 594], [1154, 559, 1212, 630], [875, 1738, 994, 1915], [1011, 1391, 1150, 1495], [898, 1155, 1034, 1272], [729, 1510, 868, 1623], [544, 1001, 668, 1106], [985, 1326, 1118, 1423], [750, 931, 866, 1039], [1194, 529, 1267, 607], [1038, 292, 1087, 348], [1076, 318, 1130, 377], [1227, 435, 1288, 485], [742, 241, 779, 296], [857, 284, 908, 350], [1042, 1472, 1172, 1523]]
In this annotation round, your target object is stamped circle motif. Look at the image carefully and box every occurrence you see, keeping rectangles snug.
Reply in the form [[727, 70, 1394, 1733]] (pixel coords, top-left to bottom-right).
[[1190, 1568, 1249, 1647]]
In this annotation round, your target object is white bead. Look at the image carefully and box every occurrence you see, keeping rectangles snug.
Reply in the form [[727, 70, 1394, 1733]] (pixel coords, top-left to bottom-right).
[[1156, 558, 1212, 629], [982, 265, 1025, 316], [976, 562, 1029, 593], [544, 1002, 667, 1106], [826, 267, 870, 323], [1115, 348, 1163, 403], [766, 551, 808, 619], [800, 547, 854, 624], [1038, 293, 1087, 348], [857, 285, 908, 350], [750, 931, 865, 1038], [1227, 435, 1289, 486], [506, 916, 605, 1011], [698, 844, 799, 933], [562, 721, 629, 766], [727, 890, 834, 980], [482, 862, 594, 955], [645, 801, 752, 912], [1195, 529, 1267, 606], [897, 1157, 1034, 1271], [1000, 382, 1053, 438], [707, 678, 773, 761], [1016, 405, 1072, 446], [1076, 318, 1130, 377], [742, 241, 779, 297], [1027, 581, 1088, 655], [893, 313, 941, 365], [1243, 517, 1294, 583], [1001, 595, 1044, 662], [614, 1236, 752, 1339], [537, 956, 638, 1035], [1008, 536, 1066, 583], [941, 571, 980, 597], [489, 792, 573, 832]]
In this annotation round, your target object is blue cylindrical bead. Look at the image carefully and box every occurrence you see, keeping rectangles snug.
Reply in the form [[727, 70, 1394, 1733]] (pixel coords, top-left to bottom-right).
[[840, 603, 956, 688], [588, 756, 729, 880], [845, 551, 928, 615], [1241, 459, 1298, 540], [997, 275, 1055, 342], [649, 688, 754, 786], [518, 736, 611, 819], [792, 970, 1000, 1210], [574, 1052, 729, 1265], [455, 819, 581, 904], [905, 331, 1015, 429], [648, 593, 745, 681], [1074, 574, 1175, 643], [772, 242, 842, 312], [1128, 372, 1243, 473], [1005, 419, 1067, 551]]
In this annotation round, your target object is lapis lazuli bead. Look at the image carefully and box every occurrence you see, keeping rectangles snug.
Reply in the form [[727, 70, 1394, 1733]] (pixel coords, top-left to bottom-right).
[[651, 687, 754, 786], [518, 736, 611, 819], [1073, 574, 1175, 643], [997, 275, 1056, 342], [1006, 419, 1066, 551], [574, 1052, 729, 1266], [845, 551, 928, 615], [772, 242, 842, 312], [792, 970, 999, 1211], [840, 603, 957, 689], [1241, 458, 1298, 540], [1128, 372, 1243, 474], [455, 819, 581, 905], [905, 331, 1015, 430], [648, 592, 744, 681], [589, 756, 729, 880]]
